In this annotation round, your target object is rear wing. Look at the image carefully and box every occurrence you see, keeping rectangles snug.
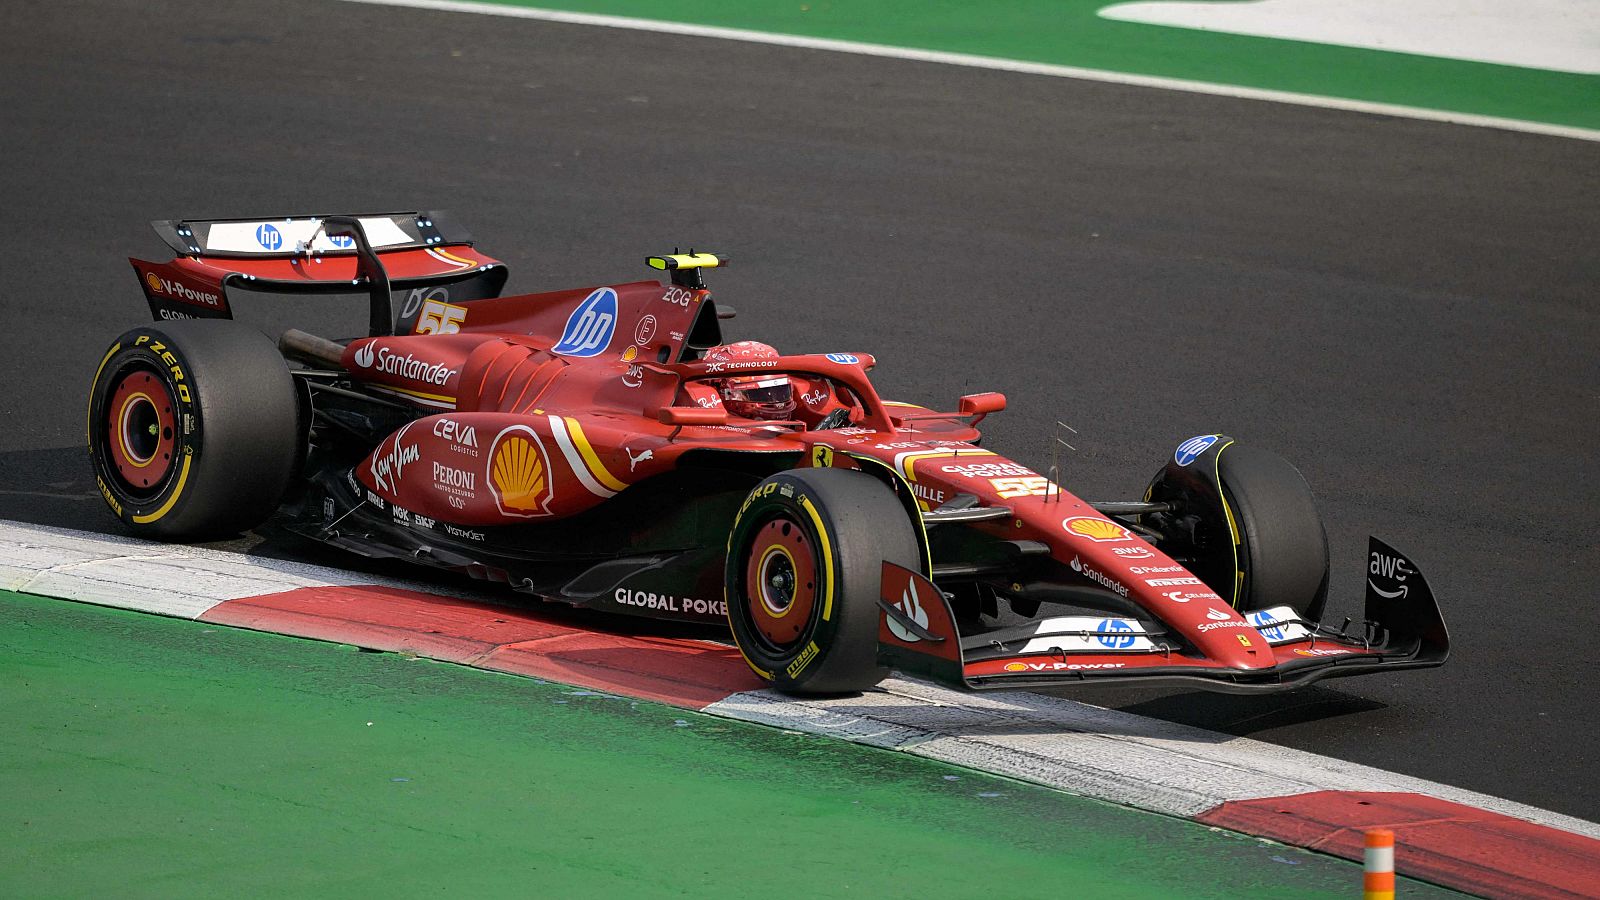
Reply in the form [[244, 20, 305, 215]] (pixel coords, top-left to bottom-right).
[[130, 211, 509, 334]]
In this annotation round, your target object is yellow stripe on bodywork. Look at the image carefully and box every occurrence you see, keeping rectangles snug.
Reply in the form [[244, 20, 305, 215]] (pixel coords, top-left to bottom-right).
[[892, 447, 995, 480], [564, 418, 628, 492], [132, 454, 192, 524], [797, 494, 835, 622], [429, 247, 477, 268], [374, 384, 457, 404]]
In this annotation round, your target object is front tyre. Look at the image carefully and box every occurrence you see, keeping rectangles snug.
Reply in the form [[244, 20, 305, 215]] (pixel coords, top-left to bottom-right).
[[88, 321, 300, 541], [725, 467, 920, 694], [1147, 439, 1330, 621]]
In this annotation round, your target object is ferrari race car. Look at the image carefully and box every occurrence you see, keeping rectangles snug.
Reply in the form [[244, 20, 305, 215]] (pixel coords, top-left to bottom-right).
[[88, 212, 1449, 695]]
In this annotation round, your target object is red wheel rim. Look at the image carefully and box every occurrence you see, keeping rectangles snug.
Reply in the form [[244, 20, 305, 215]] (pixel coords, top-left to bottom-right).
[[105, 368, 177, 492], [744, 516, 818, 649]]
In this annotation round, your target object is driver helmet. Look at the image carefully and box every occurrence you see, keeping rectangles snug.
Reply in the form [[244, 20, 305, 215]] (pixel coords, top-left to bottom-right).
[[703, 341, 795, 420]]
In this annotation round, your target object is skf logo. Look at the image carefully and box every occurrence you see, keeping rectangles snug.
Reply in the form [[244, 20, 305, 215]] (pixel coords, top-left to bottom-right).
[[488, 425, 553, 517], [1062, 517, 1132, 543]]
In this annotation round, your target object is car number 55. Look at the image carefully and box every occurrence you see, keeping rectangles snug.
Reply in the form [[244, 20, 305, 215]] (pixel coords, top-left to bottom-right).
[[415, 299, 468, 334]]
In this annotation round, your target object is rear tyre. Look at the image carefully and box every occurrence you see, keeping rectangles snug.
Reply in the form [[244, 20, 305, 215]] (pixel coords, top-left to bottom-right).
[[725, 467, 920, 694], [1147, 443, 1329, 621], [88, 320, 300, 540]]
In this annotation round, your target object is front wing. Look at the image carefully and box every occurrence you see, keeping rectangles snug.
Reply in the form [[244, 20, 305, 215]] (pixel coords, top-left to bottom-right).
[[877, 537, 1450, 695]]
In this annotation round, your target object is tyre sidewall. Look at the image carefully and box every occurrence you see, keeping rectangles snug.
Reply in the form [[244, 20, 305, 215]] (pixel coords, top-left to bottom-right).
[[89, 329, 206, 532], [725, 468, 917, 694], [88, 321, 298, 539]]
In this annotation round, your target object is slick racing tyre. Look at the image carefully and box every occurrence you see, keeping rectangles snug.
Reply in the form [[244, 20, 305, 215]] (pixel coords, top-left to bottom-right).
[[725, 467, 921, 694], [1147, 441, 1330, 622], [88, 320, 300, 541]]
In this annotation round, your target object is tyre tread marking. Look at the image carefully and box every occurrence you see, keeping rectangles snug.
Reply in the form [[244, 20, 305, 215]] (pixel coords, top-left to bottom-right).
[[131, 452, 192, 524]]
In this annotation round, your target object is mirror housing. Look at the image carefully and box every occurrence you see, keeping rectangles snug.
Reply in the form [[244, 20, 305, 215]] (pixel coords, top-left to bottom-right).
[[957, 392, 1006, 418], [658, 406, 729, 427]]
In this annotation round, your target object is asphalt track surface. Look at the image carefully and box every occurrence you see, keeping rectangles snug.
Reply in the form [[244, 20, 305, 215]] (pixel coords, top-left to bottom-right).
[[4, 0, 1597, 823]]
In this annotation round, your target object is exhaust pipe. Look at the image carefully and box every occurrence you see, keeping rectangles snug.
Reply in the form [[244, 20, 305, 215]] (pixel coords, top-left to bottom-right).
[[279, 328, 346, 370]]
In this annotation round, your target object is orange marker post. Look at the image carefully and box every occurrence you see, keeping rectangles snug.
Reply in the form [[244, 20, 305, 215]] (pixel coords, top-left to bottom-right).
[[1364, 828, 1395, 900]]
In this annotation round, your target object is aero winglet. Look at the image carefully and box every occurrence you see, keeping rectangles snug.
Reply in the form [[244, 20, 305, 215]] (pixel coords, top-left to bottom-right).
[[876, 562, 964, 685], [1364, 536, 1450, 664]]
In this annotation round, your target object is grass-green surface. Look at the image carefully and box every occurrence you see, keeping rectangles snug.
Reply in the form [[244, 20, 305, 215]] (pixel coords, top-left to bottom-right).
[[460, 0, 1600, 130], [0, 590, 1463, 897]]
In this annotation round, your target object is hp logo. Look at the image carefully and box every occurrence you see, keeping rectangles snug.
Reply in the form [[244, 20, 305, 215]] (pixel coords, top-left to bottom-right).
[[553, 288, 618, 357], [1247, 611, 1286, 642], [1174, 434, 1220, 467], [255, 223, 283, 250], [1095, 619, 1136, 649]]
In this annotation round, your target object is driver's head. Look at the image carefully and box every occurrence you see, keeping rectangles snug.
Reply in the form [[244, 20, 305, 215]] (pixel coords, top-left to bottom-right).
[[703, 341, 795, 420]]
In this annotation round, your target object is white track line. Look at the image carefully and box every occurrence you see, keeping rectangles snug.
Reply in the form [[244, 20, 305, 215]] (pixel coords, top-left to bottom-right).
[[6, 518, 1598, 843], [335, 0, 1600, 143]]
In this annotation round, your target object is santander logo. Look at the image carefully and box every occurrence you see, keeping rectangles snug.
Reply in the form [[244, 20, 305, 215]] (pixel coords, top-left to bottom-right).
[[353, 343, 376, 368]]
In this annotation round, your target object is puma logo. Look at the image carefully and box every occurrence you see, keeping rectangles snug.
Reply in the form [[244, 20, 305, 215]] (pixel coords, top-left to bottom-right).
[[626, 447, 654, 471]]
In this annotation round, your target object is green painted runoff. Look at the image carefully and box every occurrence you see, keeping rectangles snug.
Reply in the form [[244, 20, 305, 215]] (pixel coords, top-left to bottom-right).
[[0, 591, 1462, 898], [466, 0, 1600, 130]]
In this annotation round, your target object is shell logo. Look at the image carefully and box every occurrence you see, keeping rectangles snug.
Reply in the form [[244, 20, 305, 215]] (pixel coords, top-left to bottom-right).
[[1003, 662, 1028, 672], [1062, 516, 1132, 543], [144, 272, 163, 294], [621, 345, 638, 362], [488, 425, 553, 517]]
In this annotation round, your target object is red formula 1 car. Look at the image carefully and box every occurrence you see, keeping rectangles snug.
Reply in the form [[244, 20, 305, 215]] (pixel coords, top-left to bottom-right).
[[88, 212, 1449, 694]]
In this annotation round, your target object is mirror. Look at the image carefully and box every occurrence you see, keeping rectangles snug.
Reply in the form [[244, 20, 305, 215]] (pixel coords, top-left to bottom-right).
[[657, 406, 729, 427], [957, 392, 1006, 416]]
